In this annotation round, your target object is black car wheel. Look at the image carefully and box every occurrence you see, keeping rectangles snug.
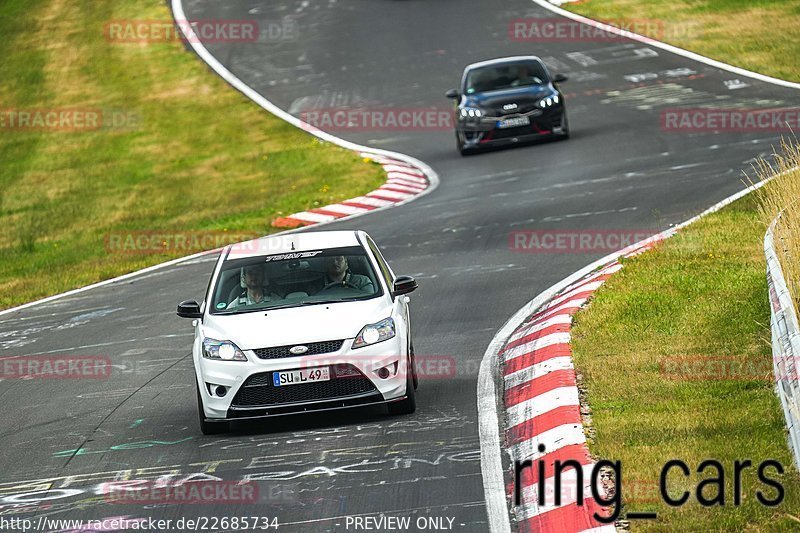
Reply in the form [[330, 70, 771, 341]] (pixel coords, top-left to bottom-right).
[[456, 132, 467, 155], [559, 111, 570, 139], [456, 132, 474, 156]]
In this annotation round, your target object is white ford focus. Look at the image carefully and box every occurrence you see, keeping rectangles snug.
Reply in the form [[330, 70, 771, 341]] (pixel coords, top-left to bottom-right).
[[177, 230, 418, 434]]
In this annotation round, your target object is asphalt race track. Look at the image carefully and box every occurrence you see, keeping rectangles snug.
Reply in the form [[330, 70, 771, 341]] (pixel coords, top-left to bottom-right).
[[1, 0, 797, 531]]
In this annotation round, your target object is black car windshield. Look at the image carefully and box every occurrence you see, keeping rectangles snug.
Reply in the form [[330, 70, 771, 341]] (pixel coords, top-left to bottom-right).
[[464, 60, 548, 94], [210, 246, 382, 314]]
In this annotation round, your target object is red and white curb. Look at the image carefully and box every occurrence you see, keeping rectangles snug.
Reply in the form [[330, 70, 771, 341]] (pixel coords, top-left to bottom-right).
[[475, 3, 800, 530], [500, 238, 664, 533], [479, 183, 781, 533], [273, 154, 430, 228]]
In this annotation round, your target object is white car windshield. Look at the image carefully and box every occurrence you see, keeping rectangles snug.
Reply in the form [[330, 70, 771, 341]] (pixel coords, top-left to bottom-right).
[[210, 246, 382, 314]]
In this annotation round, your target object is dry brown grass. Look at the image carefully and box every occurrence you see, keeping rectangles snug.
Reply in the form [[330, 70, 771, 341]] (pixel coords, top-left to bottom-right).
[[754, 140, 800, 314]]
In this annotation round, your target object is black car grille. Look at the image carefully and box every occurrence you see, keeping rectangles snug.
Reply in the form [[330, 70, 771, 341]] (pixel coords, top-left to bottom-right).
[[486, 104, 541, 118], [501, 104, 540, 115], [253, 339, 344, 359], [231, 364, 377, 407]]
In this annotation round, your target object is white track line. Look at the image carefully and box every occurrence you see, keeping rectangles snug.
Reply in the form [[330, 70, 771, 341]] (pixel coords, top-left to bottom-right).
[[503, 332, 572, 362], [546, 280, 605, 309], [381, 183, 426, 193], [284, 212, 338, 224], [508, 423, 588, 463], [508, 314, 574, 343], [506, 386, 580, 427], [347, 196, 395, 208], [367, 189, 414, 200], [315, 204, 370, 215], [505, 356, 575, 390], [531, 297, 589, 321]]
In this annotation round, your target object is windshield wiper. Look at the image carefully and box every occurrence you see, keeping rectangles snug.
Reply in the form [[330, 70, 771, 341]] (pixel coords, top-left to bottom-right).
[[300, 298, 356, 305], [214, 298, 362, 314], [260, 298, 356, 311]]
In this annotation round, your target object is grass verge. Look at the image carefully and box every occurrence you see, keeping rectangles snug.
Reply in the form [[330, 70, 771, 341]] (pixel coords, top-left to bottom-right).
[[571, 187, 800, 529], [0, 0, 386, 311], [564, 0, 800, 82]]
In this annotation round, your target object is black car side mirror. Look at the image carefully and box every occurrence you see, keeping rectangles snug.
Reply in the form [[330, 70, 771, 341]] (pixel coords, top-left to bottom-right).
[[553, 73, 568, 83], [177, 300, 203, 318], [445, 89, 460, 99], [392, 276, 418, 297]]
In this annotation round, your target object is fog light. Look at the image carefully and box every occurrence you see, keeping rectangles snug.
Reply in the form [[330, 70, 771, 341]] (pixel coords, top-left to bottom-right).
[[215, 385, 228, 397], [376, 362, 399, 380]]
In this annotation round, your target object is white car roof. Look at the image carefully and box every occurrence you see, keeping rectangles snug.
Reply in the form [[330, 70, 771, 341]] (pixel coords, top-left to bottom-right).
[[464, 55, 543, 72], [225, 230, 364, 260]]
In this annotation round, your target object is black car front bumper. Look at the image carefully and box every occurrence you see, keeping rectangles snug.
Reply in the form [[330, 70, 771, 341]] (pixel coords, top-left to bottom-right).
[[457, 108, 567, 149]]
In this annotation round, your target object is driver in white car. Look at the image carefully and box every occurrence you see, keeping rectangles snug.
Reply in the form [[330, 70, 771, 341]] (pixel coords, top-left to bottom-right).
[[322, 256, 374, 293], [227, 264, 282, 309]]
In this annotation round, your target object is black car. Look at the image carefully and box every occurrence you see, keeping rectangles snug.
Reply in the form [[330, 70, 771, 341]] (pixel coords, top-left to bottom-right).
[[445, 56, 569, 155]]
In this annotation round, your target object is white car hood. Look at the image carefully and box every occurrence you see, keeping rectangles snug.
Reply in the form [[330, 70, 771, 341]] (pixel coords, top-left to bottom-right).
[[201, 297, 392, 350]]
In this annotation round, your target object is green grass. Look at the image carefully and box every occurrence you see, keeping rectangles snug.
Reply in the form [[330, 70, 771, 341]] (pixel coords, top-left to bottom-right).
[[571, 193, 800, 530], [0, 0, 385, 310], [566, 0, 800, 82]]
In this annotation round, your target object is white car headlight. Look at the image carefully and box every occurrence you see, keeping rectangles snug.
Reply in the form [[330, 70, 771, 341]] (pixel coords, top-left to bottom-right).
[[352, 318, 396, 349], [202, 338, 247, 361], [539, 95, 559, 108], [460, 107, 483, 119]]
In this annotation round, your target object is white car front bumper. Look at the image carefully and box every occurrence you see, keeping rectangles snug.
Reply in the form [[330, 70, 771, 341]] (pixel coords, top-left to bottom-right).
[[194, 336, 408, 420]]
